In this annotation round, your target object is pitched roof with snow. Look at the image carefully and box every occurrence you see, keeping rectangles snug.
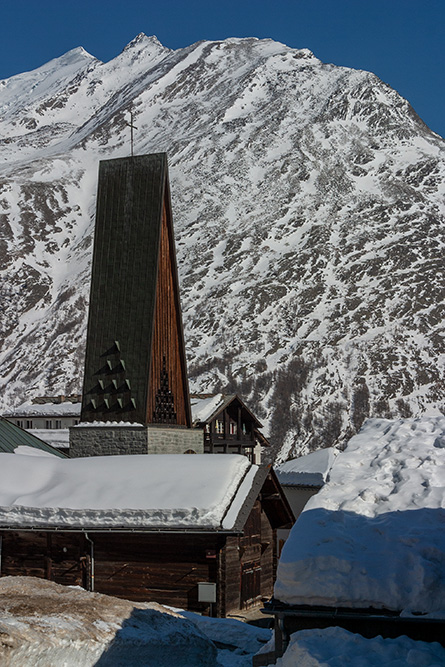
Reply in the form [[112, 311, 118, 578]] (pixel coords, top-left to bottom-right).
[[0, 452, 268, 532], [190, 393, 262, 427], [190, 394, 227, 424], [275, 447, 337, 487], [2, 401, 81, 418], [274, 417, 445, 615], [0, 418, 68, 458]]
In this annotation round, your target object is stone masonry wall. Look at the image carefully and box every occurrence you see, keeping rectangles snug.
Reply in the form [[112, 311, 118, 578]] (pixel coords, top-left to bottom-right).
[[69, 425, 204, 457]]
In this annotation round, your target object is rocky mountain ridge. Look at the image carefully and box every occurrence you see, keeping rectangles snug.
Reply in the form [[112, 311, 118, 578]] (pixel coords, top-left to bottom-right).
[[0, 34, 444, 460]]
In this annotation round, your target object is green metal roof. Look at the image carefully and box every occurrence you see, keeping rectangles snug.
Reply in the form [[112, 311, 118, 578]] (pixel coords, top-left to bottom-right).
[[0, 418, 68, 458]]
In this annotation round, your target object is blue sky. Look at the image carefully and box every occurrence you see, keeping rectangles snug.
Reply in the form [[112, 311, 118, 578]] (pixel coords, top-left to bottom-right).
[[1, 0, 444, 137]]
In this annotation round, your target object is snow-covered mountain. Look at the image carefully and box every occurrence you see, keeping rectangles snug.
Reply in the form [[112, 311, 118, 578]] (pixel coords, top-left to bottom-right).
[[0, 34, 444, 460]]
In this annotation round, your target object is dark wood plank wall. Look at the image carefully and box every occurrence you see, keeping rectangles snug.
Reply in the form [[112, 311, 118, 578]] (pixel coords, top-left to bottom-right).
[[260, 509, 275, 600], [0, 532, 86, 587], [91, 533, 219, 612], [147, 201, 189, 426], [221, 536, 241, 616], [0, 504, 278, 617], [0, 531, 222, 615], [222, 500, 276, 615]]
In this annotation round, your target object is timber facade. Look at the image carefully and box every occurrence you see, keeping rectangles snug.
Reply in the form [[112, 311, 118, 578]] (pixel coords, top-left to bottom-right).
[[0, 471, 292, 617], [192, 394, 269, 463]]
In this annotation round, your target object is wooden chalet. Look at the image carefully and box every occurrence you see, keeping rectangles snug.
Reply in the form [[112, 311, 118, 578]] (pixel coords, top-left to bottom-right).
[[0, 453, 294, 617], [191, 394, 269, 463]]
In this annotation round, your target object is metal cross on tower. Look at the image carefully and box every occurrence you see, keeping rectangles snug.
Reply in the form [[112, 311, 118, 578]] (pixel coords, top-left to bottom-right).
[[126, 111, 137, 157]]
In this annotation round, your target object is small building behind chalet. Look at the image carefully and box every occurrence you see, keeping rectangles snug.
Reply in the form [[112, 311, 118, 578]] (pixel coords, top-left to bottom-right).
[[191, 393, 268, 463], [0, 451, 293, 617], [2, 397, 80, 455], [274, 447, 337, 520]]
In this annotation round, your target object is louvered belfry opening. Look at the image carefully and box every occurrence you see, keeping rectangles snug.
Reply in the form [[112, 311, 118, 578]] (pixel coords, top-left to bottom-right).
[[153, 355, 177, 424], [80, 154, 192, 428]]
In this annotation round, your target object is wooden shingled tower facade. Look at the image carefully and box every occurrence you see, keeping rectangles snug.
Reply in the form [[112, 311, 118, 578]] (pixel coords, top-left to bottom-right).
[[80, 154, 192, 429]]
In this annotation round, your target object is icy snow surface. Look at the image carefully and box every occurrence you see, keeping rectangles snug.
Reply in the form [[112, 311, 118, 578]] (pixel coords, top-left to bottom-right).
[[275, 417, 445, 614], [272, 627, 445, 667], [0, 452, 255, 529], [275, 447, 337, 487], [13, 445, 58, 457], [0, 576, 218, 667]]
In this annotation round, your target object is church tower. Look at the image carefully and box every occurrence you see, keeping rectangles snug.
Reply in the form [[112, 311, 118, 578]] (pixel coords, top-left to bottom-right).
[[70, 154, 201, 456]]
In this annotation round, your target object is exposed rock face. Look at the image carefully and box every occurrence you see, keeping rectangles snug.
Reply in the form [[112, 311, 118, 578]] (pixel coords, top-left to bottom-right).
[[0, 34, 444, 460]]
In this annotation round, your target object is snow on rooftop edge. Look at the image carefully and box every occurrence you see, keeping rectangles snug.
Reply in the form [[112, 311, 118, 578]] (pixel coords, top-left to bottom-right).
[[274, 417, 445, 615], [3, 401, 81, 417], [190, 394, 225, 423], [0, 453, 257, 530], [275, 447, 337, 487]]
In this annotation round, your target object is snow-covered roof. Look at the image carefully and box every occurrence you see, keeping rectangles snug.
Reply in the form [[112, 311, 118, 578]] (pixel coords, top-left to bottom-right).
[[0, 452, 264, 531], [190, 393, 262, 429], [275, 417, 445, 616], [275, 447, 337, 487], [190, 394, 229, 424], [3, 401, 81, 418]]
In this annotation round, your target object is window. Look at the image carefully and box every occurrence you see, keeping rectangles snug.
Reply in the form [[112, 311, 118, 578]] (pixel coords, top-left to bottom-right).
[[229, 422, 237, 435], [45, 420, 52, 429], [26, 420, 33, 429], [215, 420, 224, 434], [55, 420, 62, 430], [16, 420, 23, 428]]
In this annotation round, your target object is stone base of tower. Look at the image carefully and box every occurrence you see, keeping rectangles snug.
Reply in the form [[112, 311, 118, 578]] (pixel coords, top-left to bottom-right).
[[69, 424, 204, 458]]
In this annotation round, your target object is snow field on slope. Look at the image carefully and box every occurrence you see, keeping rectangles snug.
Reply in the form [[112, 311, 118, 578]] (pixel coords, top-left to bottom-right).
[[0, 34, 444, 460]]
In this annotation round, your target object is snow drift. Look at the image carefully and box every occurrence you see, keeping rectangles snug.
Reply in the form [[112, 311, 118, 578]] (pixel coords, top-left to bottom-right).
[[275, 417, 445, 614]]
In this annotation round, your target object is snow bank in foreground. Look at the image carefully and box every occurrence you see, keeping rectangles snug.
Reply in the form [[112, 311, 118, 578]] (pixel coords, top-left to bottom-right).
[[272, 627, 445, 667], [275, 417, 445, 613], [0, 576, 217, 667], [177, 611, 271, 667]]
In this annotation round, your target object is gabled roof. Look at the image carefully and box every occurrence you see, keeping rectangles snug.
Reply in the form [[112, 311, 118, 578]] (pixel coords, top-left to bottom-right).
[[0, 452, 289, 532], [0, 418, 68, 458], [190, 393, 262, 428]]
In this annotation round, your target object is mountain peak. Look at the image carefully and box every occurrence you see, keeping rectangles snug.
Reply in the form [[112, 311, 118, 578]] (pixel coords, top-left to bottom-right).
[[123, 33, 167, 52]]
